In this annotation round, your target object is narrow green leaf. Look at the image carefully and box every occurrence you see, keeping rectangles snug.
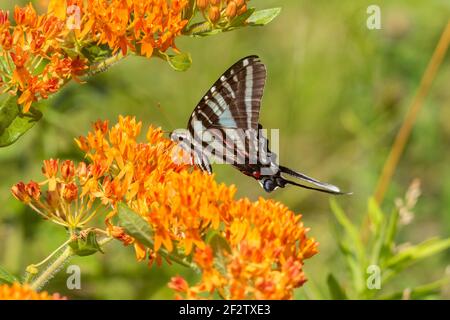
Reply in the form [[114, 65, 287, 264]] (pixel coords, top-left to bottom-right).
[[330, 199, 366, 293], [367, 198, 387, 266], [378, 277, 450, 300], [368, 197, 384, 235], [337, 237, 364, 293], [327, 273, 348, 300], [247, 8, 282, 26], [330, 199, 365, 261], [379, 209, 399, 262], [0, 95, 43, 147], [384, 238, 450, 275], [117, 202, 154, 248], [0, 265, 19, 285]]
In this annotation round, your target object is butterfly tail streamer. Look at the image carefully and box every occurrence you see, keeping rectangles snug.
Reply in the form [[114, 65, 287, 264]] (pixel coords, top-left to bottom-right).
[[279, 165, 350, 195]]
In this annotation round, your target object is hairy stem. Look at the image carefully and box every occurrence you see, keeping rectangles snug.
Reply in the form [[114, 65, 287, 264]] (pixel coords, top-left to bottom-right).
[[29, 246, 74, 291], [28, 236, 114, 291]]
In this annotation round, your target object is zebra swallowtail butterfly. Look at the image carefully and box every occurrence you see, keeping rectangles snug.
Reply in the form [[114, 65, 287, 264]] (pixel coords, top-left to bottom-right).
[[170, 56, 347, 194]]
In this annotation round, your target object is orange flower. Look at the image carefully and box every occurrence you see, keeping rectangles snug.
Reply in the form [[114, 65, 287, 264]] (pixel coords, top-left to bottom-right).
[[12, 159, 101, 229], [0, 283, 66, 300], [1, 1, 188, 112], [13, 116, 318, 300], [174, 198, 319, 300], [76, 116, 233, 255], [75, 117, 318, 299]]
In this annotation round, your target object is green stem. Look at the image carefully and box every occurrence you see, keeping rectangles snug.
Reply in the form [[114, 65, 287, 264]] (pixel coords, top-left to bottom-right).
[[29, 246, 74, 291], [28, 236, 114, 291], [86, 53, 126, 76]]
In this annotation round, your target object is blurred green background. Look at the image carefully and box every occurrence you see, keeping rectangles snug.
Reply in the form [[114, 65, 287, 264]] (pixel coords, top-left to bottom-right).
[[1, 0, 449, 299]]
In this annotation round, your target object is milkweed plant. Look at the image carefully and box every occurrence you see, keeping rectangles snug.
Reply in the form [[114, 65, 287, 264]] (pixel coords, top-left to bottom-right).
[[0, 0, 449, 300]]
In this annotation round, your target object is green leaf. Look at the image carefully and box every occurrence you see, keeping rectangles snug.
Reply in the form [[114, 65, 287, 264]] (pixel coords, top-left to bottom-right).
[[378, 277, 450, 300], [330, 199, 366, 293], [368, 197, 384, 236], [0, 95, 19, 135], [383, 238, 450, 277], [327, 273, 348, 300], [117, 202, 154, 248], [81, 43, 113, 63], [167, 52, 193, 72], [379, 209, 399, 262], [368, 199, 389, 266], [247, 8, 282, 26], [336, 235, 364, 293], [0, 265, 19, 285], [208, 233, 231, 256], [69, 232, 104, 257], [207, 233, 231, 276], [230, 8, 256, 28], [154, 50, 192, 72], [330, 199, 365, 262], [185, 7, 280, 37], [0, 95, 43, 147]]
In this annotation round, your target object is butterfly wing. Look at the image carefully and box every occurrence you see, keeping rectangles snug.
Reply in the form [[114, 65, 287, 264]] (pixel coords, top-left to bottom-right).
[[188, 55, 267, 133], [186, 56, 267, 171]]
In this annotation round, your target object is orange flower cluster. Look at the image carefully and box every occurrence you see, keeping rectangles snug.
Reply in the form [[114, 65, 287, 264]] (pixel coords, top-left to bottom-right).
[[0, 4, 87, 112], [48, 0, 189, 57], [12, 116, 318, 299], [76, 116, 235, 257], [169, 198, 318, 299], [11, 158, 100, 229], [0, 282, 66, 300], [0, 1, 189, 112], [197, 0, 249, 22], [75, 116, 318, 299]]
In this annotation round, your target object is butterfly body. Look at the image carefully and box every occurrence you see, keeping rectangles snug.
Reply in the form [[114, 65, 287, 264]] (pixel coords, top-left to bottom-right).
[[170, 56, 348, 195]]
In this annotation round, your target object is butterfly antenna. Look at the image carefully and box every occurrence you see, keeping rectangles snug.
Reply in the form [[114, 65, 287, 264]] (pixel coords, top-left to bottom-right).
[[152, 102, 177, 132]]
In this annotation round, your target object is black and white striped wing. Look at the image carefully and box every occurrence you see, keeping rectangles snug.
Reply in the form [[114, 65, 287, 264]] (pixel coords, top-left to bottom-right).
[[187, 56, 267, 171], [187, 55, 267, 134]]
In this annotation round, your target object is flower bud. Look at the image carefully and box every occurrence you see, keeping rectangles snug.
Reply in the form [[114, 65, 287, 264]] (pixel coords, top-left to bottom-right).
[[63, 183, 78, 202], [25, 181, 41, 201], [237, 4, 247, 16], [11, 182, 29, 202], [226, 1, 237, 19], [234, 0, 245, 8], [196, 0, 209, 10], [77, 162, 88, 180], [209, 6, 220, 23], [61, 160, 75, 181]]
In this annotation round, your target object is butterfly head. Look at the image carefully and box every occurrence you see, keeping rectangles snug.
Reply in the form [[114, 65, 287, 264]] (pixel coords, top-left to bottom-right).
[[259, 177, 278, 193], [169, 129, 190, 143]]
